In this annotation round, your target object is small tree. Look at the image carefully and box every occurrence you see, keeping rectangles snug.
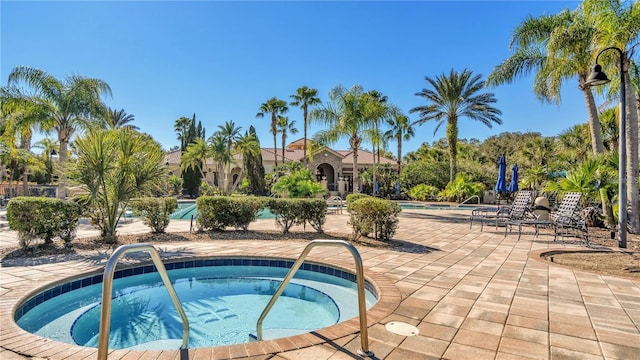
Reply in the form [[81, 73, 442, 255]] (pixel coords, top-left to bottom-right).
[[69, 128, 166, 243]]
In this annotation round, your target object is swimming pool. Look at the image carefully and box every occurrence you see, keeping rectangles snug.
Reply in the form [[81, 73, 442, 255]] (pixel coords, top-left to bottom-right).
[[170, 202, 275, 220], [171, 200, 474, 220], [15, 258, 377, 350]]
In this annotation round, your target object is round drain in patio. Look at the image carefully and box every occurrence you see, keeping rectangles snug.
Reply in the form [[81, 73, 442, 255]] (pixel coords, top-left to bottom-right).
[[385, 321, 419, 336]]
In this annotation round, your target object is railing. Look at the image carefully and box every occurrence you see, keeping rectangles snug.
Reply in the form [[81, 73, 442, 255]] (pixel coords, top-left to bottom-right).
[[256, 239, 373, 357], [97, 244, 189, 360], [458, 195, 480, 206]]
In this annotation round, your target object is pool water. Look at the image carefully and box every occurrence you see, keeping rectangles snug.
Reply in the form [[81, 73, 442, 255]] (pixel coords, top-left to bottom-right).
[[170, 202, 275, 220], [16, 261, 377, 350], [171, 201, 475, 220]]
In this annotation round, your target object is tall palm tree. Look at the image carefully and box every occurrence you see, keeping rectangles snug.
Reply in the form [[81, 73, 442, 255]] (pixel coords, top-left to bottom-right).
[[277, 116, 298, 165], [311, 85, 374, 193], [384, 112, 415, 196], [584, 0, 640, 233], [290, 86, 321, 164], [256, 97, 288, 171], [411, 69, 502, 182], [234, 131, 261, 191], [0, 97, 47, 194], [4, 66, 111, 198], [485, 9, 617, 224], [364, 90, 391, 195], [213, 120, 242, 193], [180, 138, 210, 179], [102, 108, 138, 130]]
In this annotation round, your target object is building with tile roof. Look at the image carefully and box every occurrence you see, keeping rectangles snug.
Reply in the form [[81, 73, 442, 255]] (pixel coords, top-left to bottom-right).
[[165, 138, 396, 195]]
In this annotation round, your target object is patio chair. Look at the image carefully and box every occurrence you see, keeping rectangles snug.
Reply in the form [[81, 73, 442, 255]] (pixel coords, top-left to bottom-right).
[[326, 196, 344, 214], [470, 190, 533, 231], [506, 192, 588, 244]]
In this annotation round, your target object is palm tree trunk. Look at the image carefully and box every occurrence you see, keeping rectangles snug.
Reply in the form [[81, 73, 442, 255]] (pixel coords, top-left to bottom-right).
[[446, 119, 458, 182], [583, 87, 614, 226], [303, 105, 308, 166], [623, 69, 639, 233], [396, 138, 402, 196]]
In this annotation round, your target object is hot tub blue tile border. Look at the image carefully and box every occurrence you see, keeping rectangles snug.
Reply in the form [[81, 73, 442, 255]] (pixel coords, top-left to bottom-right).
[[15, 257, 378, 321]]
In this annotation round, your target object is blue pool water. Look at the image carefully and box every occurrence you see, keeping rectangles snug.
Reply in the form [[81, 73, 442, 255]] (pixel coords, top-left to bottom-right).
[[15, 259, 377, 350], [171, 201, 475, 220], [170, 202, 275, 220]]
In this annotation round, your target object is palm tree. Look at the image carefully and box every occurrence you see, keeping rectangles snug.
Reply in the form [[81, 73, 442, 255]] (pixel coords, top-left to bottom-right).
[[102, 108, 138, 130], [234, 131, 261, 192], [411, 69, 502, 182], [384, 112, 415, 196], [180, 138, 210, 180], [213, 120, 242, 193], [311, 85, 374, 193], [277, 116, 298, 165], [364, 90, 391, 195], [4, 66, 111, 198], [256, 97, 288, 171], [290, 86, 321, 164], [70, 128, 165, 243], [485, 8, 620, 224], [584, 0, 640, 233], [0, 97, 47, 194]]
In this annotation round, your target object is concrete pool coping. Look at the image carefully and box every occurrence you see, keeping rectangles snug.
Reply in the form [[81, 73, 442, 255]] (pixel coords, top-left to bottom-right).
[[3, 250, 401, 359]]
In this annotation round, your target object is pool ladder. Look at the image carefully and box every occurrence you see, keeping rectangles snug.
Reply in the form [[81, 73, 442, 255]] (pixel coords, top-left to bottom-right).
[[97, 244, 189, 360], [256, 239, 374, 357]]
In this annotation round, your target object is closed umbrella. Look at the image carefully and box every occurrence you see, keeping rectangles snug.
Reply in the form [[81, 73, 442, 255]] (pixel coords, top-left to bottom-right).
[[495, 154, 507, 194], [508, 164, 519, 193]]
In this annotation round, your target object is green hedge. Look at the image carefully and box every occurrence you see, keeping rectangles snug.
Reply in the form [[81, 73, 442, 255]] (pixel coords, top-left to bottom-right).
[[346, 193, 370, 207], [130, 197, 178, 233], [267, 198, 327, 233], [347, 197, 401, 242], [6, 197, 81, 248], [196, 196, 267, 231]]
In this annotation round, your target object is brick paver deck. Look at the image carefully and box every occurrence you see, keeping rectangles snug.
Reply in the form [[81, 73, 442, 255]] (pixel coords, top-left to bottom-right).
[[1, 209, 638, 359]]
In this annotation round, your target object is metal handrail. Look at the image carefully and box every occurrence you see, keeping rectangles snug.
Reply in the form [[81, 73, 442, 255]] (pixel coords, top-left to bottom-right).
[[458, 195, 480, 206], [256, 239, 373, 357], [97, 244, 189, 360]]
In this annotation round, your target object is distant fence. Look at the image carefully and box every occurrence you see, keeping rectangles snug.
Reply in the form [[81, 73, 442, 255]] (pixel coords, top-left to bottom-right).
[[0, 184, 57, 199]]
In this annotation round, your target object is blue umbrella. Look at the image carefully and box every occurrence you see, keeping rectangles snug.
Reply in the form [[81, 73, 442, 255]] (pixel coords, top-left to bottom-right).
[[495, 154, 507, 194], [508, 164, 519, 193]]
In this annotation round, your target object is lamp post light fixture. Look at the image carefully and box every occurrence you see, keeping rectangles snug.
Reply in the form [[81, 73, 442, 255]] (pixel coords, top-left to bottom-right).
[[585, 46, 627, 248], [49, 149, 58, 184]]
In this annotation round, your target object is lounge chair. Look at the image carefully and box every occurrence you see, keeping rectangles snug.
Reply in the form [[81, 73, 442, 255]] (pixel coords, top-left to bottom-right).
[[470, 190, 533, 231], [326, 196, 344, 214], [506, 192, 588, 244]]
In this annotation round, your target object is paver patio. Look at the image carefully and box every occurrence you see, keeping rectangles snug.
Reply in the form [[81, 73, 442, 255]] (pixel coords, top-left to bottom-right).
[[1, 208, 638, 359]]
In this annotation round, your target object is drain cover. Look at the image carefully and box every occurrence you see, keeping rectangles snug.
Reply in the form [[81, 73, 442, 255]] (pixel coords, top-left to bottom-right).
[[385, 321, 420, 336]]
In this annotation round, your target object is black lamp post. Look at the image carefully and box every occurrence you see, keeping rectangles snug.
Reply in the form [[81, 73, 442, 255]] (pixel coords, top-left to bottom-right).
[[585, 46, 627, 248], [49, 149, 58, 184]]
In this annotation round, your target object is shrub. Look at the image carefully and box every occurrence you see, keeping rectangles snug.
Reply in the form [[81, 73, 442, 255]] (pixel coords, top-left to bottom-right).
[[130, 197, 178, 233], [299, 199, 327, 232], [197, 196, 266, 231], [408, 184, 440, 201], [346, 193, 370, 207], [266, 198, 327, 233], [438, 173, 484, 202], [347, 197, 401, 242], [6, 197, 81, 249], [271, 168, 326, 198]]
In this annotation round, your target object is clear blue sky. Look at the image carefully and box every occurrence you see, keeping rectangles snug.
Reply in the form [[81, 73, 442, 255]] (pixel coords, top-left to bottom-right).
[[2, 1, 589, 155]]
